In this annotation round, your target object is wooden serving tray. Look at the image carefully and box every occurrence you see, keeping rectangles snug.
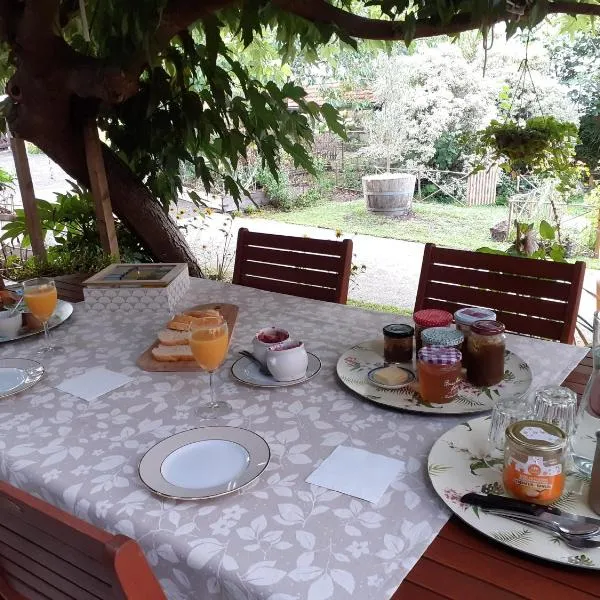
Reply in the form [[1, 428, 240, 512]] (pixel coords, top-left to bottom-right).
[[136, 302, 238, 372]]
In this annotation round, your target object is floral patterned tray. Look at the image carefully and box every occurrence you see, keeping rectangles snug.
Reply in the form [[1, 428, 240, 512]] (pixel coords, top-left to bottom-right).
[[336, 339, 531, 414], [428, 415, 599, 569]]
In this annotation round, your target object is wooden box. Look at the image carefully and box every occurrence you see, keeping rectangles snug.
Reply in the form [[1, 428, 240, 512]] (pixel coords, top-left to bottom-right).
[[83, 263, 189, 313]]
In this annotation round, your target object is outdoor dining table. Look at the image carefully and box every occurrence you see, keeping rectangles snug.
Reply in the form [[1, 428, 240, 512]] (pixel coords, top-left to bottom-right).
[[0, 277, 593, 599]]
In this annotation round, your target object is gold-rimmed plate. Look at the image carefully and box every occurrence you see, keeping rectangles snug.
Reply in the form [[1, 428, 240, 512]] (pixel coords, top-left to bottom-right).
[[138, 426, 270, 500]]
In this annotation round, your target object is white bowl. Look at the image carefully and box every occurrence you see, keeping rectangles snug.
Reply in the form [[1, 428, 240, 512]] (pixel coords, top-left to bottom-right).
[[252, 327, 290, 365], [0, 311, 23, 338]]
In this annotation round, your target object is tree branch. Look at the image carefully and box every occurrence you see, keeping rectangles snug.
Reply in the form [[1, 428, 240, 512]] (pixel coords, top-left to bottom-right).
[[547, 0, 600, 15]]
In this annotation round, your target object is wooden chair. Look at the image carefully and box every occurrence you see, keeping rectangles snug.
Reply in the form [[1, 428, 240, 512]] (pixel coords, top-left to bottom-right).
[[414, 243, 586, 343], [0, 481, 166, 600], [232, 228, 353, 303]]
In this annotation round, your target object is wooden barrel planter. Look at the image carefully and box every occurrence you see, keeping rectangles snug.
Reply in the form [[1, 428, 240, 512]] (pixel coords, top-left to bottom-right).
[[362, 173, 416, 217]]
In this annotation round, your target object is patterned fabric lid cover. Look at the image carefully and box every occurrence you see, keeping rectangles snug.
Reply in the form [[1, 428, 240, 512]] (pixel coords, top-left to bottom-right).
[[454, 307, 497, 325], [421, 327, 464, 347], [417, 346, 462, 365], [471, 320, 506, 336], [413, 309, 453, 328], [383, 324, 414, 338]]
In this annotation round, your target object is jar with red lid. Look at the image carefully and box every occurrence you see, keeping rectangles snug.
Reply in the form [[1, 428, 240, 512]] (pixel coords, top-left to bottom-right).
[[413, 309, 453, 353], [417, 346, 462, 404], [466, 320, 506, 387], [454, 307, 497, 368]]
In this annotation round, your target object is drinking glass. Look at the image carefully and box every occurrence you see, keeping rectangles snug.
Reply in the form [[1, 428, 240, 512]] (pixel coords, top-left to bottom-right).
[[22, 278, 63, 355], [189, 315, 231, 418], [532, 386, 578, 438], [485, 397, 532, 470]]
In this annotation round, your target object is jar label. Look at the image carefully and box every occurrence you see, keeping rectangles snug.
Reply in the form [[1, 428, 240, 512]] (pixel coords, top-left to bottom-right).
[[520, 426, 561, 444]]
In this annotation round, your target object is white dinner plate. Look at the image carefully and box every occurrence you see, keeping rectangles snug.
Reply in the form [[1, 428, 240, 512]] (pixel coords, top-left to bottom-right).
[[231, 352, 322, 388], [428, 416, 600, 569], [138, 427, 270, 500], [0, 358, 44, 398]]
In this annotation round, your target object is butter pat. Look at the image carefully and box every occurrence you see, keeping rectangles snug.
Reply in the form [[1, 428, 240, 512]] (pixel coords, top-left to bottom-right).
[[373, 366, 410, 386]]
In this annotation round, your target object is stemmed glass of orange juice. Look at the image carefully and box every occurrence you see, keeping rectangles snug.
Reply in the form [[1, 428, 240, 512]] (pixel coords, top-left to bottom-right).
[[189, 314, 231, 417], [23, 277, 63, 355]]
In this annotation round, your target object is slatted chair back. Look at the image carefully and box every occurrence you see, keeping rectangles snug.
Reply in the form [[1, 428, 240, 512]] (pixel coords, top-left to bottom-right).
[[414, 243, 585, 343], [0, 481, 165, 600], [232, 228, 353, 303]]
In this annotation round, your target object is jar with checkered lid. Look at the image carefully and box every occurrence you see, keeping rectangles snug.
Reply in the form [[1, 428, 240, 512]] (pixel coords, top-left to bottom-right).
[[417, 346, 462, 404], [412, 309, 453, 353], [421, 327, 464, 350]]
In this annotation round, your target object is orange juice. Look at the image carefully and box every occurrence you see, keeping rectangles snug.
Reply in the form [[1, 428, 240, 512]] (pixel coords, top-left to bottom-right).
[[190, 323, 229, 372], [24, 285, 57, 322]]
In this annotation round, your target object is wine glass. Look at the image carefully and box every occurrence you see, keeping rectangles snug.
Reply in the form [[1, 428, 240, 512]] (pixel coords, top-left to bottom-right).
[[189, 315, 231, 418], [22, 277, 63, 355]]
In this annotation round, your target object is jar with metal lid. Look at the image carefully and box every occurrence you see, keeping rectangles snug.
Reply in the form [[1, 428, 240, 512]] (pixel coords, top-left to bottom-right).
[[454, 307, 497, 368], [503, 420, 567, 505], [383, 324, 414, 363], [417, 346, 462, 404], [421, 327, 464, 351], [413, 309, 453, 353], [466, 320, 506, 387]]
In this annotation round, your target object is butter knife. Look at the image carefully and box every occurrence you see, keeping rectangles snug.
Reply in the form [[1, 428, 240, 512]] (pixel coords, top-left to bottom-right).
[[461, 492, 600, 536]]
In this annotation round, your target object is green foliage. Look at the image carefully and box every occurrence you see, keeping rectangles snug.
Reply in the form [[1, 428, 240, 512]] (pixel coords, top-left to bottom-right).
[[476, 117, 584, 192], [0, 167, 13, 191], [576, 112, 600, 173], [0, 182, 152, 263]]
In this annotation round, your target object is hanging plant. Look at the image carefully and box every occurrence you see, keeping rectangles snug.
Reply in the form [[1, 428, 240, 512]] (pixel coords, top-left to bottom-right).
[[477, 116, 583, 191]]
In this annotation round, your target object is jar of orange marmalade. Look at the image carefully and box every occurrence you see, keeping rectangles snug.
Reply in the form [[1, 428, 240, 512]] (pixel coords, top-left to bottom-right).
[[503, 420, 567, 506], [417, 346, 462, 404]]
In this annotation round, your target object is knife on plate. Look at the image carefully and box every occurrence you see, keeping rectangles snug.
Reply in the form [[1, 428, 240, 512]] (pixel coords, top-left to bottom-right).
[[461, 492, 600, 536]]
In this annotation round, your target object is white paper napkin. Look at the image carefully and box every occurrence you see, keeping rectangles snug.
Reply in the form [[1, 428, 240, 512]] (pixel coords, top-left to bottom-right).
[[306, 445, 403, 504], [56, 367, 134, 402]]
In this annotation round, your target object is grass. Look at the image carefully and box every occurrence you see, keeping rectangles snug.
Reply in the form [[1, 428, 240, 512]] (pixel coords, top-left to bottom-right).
[[254, 200, 507, 252], [347, 299, 412, 315]]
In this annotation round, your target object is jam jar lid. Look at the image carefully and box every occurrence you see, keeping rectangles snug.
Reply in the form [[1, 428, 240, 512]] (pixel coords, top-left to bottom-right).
[[454, 307, 497, 325], [471, 320, 505, 336], [383, 324, 414, 338], [417, 346, 462, 365], [413, 309, 453, 328], [506, 420, 566, 452], [421, 327, 464, 347]]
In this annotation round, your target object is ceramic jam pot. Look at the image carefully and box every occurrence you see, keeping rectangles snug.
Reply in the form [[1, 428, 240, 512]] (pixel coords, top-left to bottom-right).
[[266, 340, 308, 382], [252, 327, 290, 364]]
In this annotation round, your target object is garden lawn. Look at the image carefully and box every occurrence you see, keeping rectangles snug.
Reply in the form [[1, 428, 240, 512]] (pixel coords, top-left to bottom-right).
[[254, 199, 508, 251]]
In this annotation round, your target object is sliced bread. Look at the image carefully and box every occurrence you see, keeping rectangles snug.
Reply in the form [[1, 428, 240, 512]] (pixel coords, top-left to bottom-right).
[[157, 329, 190, 346], [151, 344, 194, 362], [167, 310, 222, 331]]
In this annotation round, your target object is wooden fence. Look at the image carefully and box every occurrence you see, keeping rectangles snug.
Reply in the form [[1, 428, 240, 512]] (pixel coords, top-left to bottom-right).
[[465, 164, 499, 206]]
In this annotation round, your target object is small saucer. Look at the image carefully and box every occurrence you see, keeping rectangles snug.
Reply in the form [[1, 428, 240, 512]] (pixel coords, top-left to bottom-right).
[[367, 365, 415, 390]]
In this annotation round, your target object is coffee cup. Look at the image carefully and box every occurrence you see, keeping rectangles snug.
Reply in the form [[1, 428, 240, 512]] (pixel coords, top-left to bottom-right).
[[252, 327, 290, 364], [266, 340, 308, 382]]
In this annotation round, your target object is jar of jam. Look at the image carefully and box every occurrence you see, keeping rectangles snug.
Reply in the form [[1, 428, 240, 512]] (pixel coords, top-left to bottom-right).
[[383, 324, 414, 363], [466, 320, 506, 387], [503, 420, 567, 505], [421, 327, 464, 351], [413, 309, 453, 353], [454, 307, 497, 368], [417, 346, 462, 404]]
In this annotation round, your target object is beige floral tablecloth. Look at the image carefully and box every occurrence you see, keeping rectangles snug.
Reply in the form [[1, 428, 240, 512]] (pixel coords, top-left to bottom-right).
[[0, 278, 588, 599]]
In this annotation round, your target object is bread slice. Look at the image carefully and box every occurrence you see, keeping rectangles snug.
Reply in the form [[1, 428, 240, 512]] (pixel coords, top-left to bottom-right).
[[151, 344, 194, 361], [167, 310, 222, 331], [185, 309, 221, 319], [157, 329, 190, 346]]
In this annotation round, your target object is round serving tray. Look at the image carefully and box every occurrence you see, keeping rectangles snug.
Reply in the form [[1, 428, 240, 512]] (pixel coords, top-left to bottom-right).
[[0, 300, 74, 344]]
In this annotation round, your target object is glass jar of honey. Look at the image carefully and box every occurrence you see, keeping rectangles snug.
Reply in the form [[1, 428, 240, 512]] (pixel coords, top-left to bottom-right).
[[503, 420, 567, 505], [454, 307, 497, 368], [417, 346, 462, 404], [421, 327, 464, 351], [466, 320, 506, 387], [383, 324, 414, 363], [413, 309, 453, 353]]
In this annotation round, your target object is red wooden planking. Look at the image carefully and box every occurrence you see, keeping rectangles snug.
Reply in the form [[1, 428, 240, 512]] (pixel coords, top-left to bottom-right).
[[241, 261, 341, 289], [406, 556, 524, 600], [243, 245, 344, 272], [239, 274, 341, 302], [4, 574, 52, 600], [431, 246, 584, 281], [242, 230, 347, 255], [428, 264, 572, 301], [438, 520, 600, 597], [3, 562, 78, 600], [425, 281, 568, 321], [390, 580, 452, 599], [425, 535, 597, 600]]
